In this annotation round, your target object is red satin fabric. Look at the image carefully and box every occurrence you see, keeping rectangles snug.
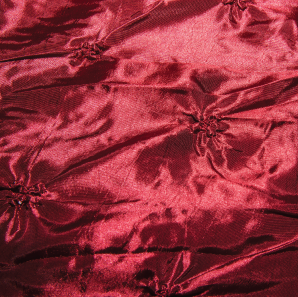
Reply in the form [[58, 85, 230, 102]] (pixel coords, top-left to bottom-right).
[[1, 0, 298, 296]]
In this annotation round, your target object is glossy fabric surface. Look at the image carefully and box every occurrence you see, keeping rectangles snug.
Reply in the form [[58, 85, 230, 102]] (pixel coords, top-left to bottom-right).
[[1, 0, 298, 296]]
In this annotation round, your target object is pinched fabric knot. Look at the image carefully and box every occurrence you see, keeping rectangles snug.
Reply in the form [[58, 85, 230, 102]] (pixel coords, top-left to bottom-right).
[[190, 115, 219, 138], [184, 112, 227, 157], [70, 41, 109, 65], [222, 0, 248, 11], [7, 182, 46, 209], [156, 284, 170, 297]]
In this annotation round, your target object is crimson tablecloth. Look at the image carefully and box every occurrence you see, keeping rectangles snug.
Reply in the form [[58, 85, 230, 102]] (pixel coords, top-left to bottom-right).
[[1, 0, 298, 296]]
